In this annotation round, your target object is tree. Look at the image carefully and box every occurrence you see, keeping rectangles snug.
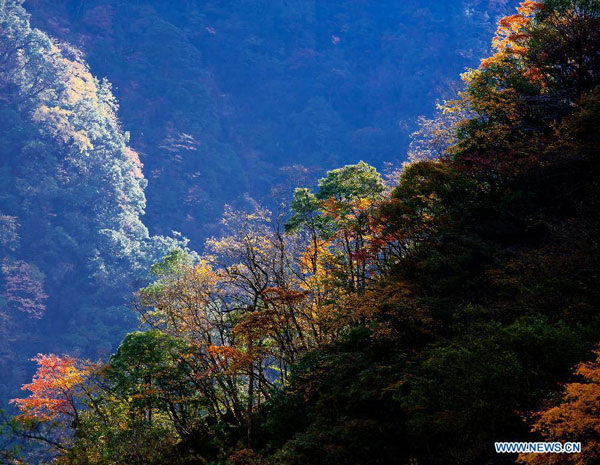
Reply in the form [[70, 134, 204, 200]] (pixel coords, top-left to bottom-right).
[[0, 214, 18, 253], [138, 251, 246, 429], [286, 162, 385, 295], [102, 330, 200, 441], [10, 354, 92, 424], [0, 0, 189, 413], [1, 260, 47, 320], [519, 349, 600, 465], [9, 354, 93, 456], [527, 0, 600, 100], [450, 0, 600, 175], [8, 2, 600, 464]]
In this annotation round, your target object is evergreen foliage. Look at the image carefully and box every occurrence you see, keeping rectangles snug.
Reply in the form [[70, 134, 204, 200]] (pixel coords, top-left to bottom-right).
[[3, 1, 600, 464]]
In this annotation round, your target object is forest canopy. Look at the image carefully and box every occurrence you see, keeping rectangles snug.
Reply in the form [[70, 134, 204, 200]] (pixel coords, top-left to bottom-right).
[[3, 0, 600, 464], [0, 0, 186, 404]]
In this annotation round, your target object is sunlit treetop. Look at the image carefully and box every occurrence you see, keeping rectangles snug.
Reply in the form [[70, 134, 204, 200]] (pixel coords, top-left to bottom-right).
[[482, 1, 543, 68], [10, 354, 93, 422], [519, 349, 600, 464], [480, 0, 600, 96]]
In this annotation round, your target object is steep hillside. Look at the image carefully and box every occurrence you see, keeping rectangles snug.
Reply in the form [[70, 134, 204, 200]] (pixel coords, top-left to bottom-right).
[[5, 1, 600, 464], [25, 0, 514, 245], [0, 0, 185, 401], [0, 0, 516, 403]]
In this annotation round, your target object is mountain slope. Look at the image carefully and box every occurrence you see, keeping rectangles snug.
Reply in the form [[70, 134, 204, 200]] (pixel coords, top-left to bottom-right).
[[0, 0, 183, 401], [25, 0, 515, 245]]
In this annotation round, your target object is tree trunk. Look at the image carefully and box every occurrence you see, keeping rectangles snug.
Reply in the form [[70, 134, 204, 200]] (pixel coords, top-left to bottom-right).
[[247, 340, 254, 449]]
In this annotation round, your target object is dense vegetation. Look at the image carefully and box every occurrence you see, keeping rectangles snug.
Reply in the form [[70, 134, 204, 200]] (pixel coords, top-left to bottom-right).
[[0, 0, 513, 412], [3, 1, 600, 464], [0, 0, 186, 403], [24, 0, 513, 244]]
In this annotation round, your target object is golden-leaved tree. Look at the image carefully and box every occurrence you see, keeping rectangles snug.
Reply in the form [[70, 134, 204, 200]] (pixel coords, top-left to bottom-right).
[[519, 350, 600, 464]]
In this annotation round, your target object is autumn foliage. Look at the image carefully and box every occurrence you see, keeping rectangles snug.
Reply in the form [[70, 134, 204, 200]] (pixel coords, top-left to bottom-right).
[[10, 354, 92, 422], [519, 351, 600, 464], [482, 1, 543, 67], [1, 260, 48, 320], [6, 1, 600, 464]]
